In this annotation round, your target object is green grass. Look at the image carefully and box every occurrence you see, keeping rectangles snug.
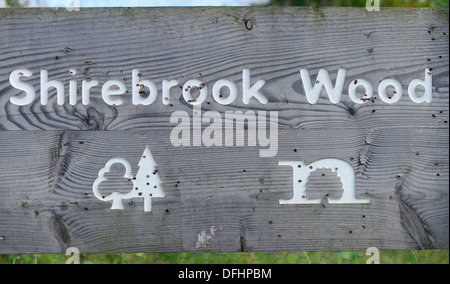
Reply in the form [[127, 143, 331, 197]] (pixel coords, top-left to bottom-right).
[[2, 250, 448, 264]]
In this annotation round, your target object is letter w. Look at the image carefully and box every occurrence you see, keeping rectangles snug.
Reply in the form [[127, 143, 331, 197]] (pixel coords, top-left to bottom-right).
[[300, 68, 347, 104]]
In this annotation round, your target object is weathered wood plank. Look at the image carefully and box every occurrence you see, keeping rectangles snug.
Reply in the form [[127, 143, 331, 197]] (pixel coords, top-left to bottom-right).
[[0, 7, 448, 254], [0, 129, 447, 253], [0, 7, 448, 130]]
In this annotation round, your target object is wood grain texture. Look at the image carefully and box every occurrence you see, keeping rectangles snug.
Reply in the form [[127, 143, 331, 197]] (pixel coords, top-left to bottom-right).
[[0, 7, 448, 254], [0, 7, 448, 131], [0, 129, 447, 253]]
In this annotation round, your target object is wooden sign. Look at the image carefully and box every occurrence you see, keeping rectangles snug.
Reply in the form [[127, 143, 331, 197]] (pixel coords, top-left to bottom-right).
[[0, 7, 448, 254]]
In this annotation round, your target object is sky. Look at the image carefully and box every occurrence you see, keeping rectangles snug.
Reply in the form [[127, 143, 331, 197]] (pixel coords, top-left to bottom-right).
[[4, 0, 269, 7]]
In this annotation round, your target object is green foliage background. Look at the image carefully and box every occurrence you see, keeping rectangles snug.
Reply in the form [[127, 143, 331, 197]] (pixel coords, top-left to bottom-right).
[[4, 0, 450, 7], [2, 250, 449, 264], [268, 0, 448, 7]]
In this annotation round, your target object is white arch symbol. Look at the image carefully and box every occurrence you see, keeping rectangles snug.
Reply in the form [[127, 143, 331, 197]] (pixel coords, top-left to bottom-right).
[[279, 159, 371, 205]]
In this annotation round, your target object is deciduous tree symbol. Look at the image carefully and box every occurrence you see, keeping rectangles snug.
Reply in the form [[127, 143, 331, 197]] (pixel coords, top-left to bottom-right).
[[93, 146, 165, 212]]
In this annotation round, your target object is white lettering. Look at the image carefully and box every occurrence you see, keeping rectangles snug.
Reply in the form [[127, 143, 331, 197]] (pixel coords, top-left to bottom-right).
[[408, 68, 433, 103], [65, 247, 80, 264], [348, 79, 374, 104], [170, 111, 191, 147], [132, 69, 158, 105], [178, 269, 212, 281], [366, 0, 380, 12], [82, 79, 99, 105], [183, 79, 207, 105], [202, 111, 223, 147], [66, 0, 80, 11], [40, 69, 65, 106], [366, 247, 380, 264], [7, 68, 433, 106], [378, 78, 403, 104], [9, 69, 36, 106], [162, 79, 179, 105], [69, 69, 78, 105], [222, 269, 271, 279], [258, 111, 279, 158], [102, 80, 127, 106], [212, 79, 238, 105], [225, 110, 257, 147], [242, 69, 268, 105], [300, 68, 347, 104], [170, 106, 278, 157]]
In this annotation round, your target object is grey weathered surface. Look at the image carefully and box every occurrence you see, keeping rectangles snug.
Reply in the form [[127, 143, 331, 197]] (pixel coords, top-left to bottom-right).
[[0, 7, 448, 254], [0, 129, 448, 253], [0, 7, 449, 131]]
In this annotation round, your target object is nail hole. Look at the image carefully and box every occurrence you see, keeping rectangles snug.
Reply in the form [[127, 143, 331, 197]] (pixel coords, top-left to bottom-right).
[[245, 19, 253, 30]]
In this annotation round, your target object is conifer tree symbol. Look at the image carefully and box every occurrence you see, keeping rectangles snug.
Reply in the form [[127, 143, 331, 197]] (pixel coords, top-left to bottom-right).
[[93, 146, 165, 212], [132, 147, 165, 212]]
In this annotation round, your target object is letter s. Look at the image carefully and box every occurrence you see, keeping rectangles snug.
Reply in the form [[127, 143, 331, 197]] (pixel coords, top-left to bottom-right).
[[9, 69, 36, 106]]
